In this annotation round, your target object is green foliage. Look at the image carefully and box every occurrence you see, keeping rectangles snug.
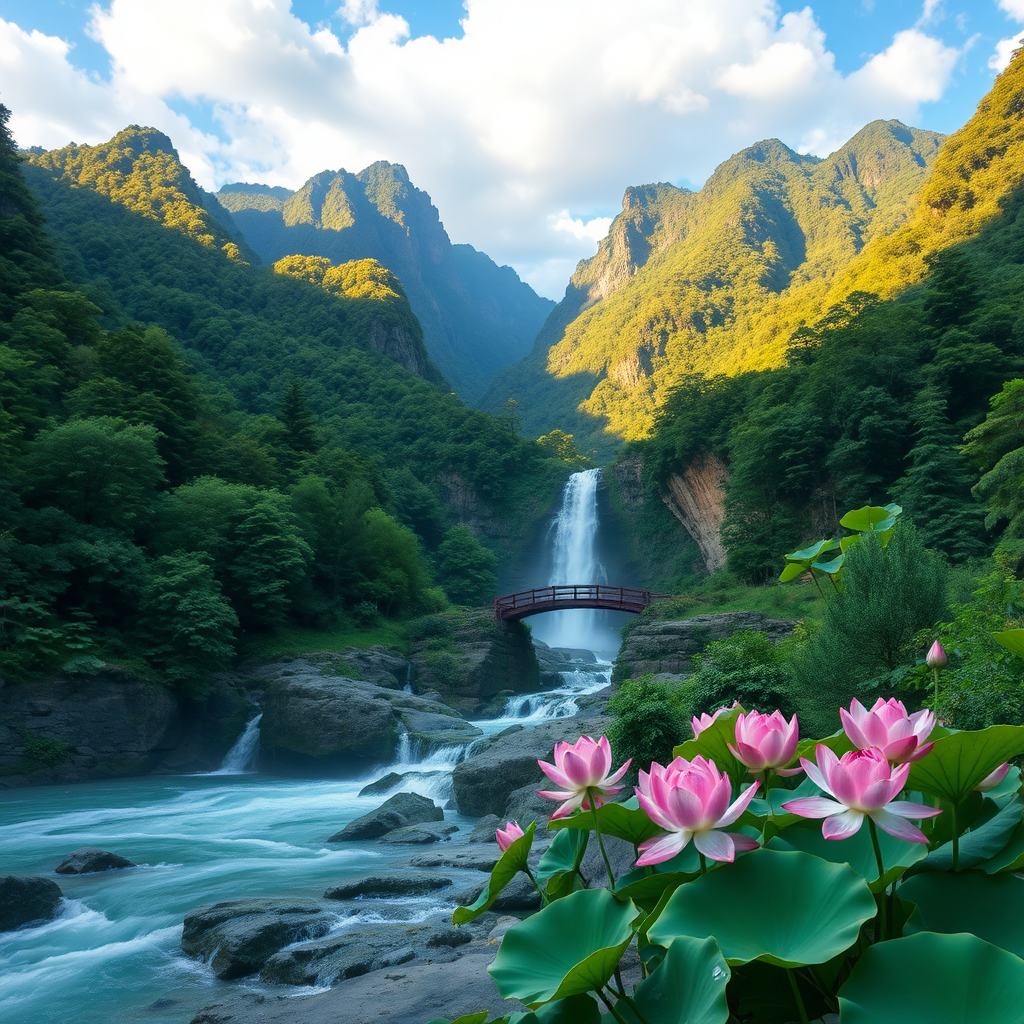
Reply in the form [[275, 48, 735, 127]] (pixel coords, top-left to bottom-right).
[[607, 674, 688, 773], [792, 526, 949, 735], [685, 630, 797, 723], [138, 552, 238, 695], [20, 733, 69, 769], [535, 430, 591, 467], [435, 526, 498, 606]]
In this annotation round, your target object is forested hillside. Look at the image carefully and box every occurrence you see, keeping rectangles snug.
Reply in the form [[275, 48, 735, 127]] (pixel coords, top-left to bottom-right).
[[487, 120, 945, 453], [219, 163, 554, 400], [630, 49, 1024, 584], [0, 111, 568, 692]]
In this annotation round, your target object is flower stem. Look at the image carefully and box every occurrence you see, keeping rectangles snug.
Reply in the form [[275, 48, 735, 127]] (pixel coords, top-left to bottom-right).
[[952, 802, 960, 872], [932, 666, 941, 721], [787, 968, 809, 1024], [698, 852, 708, 876], [762, 771, 772, 811], [597, 988, 630, 1024], [867, 818, 888, 941], [523, 866, 549, 906], [591, 796, 617, 889]]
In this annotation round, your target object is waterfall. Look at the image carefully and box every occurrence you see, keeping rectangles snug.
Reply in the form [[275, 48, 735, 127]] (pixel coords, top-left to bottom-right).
[[530, 468, 622, 654], [213, 713, 262, 774], [403, 663, 414, 694]]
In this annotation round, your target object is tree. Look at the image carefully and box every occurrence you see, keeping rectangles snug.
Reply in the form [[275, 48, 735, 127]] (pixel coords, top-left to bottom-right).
[[277, 379, 318, 456], [138, 552, 238, 695], [22, 416, 165, 530], [435, 526, 498, 606]]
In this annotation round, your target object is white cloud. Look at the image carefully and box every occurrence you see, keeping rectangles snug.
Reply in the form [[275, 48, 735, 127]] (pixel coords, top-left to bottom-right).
[[990, 35, 1021, 70], [1, 0, 965, 300], [997, 0, 1024, 21]]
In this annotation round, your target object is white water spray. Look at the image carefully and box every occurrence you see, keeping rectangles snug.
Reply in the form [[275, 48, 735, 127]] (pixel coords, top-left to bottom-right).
[[212, 713, 262, 774]]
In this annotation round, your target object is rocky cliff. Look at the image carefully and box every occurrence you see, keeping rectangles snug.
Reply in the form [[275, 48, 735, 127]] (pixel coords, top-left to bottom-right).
[[661, 454, 730, 574]]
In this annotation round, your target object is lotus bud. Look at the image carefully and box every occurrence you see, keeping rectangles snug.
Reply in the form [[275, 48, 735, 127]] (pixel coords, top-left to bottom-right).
[[495, 821, 524, 852], [976, 763, 1011, 793], [926, 641, 947, 670]]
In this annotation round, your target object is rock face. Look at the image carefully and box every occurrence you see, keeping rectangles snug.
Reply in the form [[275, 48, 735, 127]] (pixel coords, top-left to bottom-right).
[[614, 611, 800, 681], [55, 848, 136, 874], [0, 875, 63, 932], [662, 455, 730, 574], [452, 716, 610, 817], [252, 661, 481, 773], [378, 821, 459, 844], [259, 926, 417, 986], [181, 899, 331, 980], [323, 874, 453, 900], [408, 610, 541, 716], [0, 672, 183, 786], [327, 793, 443, 842]]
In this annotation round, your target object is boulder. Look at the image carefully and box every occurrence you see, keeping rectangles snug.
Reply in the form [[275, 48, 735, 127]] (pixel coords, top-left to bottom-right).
[[410, 849, 500, 872], [0, 875, 63, 932], [378, 822, 459, 845], [395, 709, 482, 753], [614, 611, 799, 681], [323, 874, 453, 900], [327, 793, 443, 842], [502, 783, 556, 828], [452, 716, 610, 817], [259, 925, 421, 986], [460, 873, 540, 912], [467, 814, 502, 843], [181, 898, 330, 980], [358, 773, 404, 797], [336, 647, 412, 688], [55, 847, 136, 874]]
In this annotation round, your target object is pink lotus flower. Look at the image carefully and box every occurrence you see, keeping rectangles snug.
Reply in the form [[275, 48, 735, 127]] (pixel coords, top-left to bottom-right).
[[840, 697, 935, 765], [692, 703, 737, 737], [728, 710, 802, 775], [495, 821, 524, 852], [977, 763, 1011, 792], [635, 755, 760, 865], [536, 735, 631, 820], [783, 745, 940, 843], [926, 641, 948, 670]]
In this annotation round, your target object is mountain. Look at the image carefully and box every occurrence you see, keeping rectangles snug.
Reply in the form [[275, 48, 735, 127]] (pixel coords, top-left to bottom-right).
[[218, 163, 555, 400], [485, 120, 945, 453], [626, 50, 1024, 583]]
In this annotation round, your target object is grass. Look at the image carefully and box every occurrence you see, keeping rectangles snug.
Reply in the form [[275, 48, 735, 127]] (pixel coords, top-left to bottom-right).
[[238, 620, 411, 661]]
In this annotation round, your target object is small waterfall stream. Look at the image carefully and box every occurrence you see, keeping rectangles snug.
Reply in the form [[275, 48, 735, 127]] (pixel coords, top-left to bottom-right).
[[208, 713, 263, 775]]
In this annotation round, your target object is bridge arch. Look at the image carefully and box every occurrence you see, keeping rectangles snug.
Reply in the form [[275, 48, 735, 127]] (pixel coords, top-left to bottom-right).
[[494, 585, 666, 622]]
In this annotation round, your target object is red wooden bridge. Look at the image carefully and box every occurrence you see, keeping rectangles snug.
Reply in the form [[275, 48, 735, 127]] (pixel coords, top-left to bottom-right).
[[494, 584, 667, 622]]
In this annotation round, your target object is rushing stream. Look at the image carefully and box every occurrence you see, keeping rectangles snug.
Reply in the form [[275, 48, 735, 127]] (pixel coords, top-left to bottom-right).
[[0, 470, 619, 1024]]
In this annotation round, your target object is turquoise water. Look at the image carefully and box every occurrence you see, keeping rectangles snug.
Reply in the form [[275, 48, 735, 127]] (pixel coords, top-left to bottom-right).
[[0, 773, 476, 1024]]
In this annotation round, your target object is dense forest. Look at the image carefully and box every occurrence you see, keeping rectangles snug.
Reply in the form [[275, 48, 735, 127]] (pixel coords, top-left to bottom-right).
[[0, 110, 571, 693]]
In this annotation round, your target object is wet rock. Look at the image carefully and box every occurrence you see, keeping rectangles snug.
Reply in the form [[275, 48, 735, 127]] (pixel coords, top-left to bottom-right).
[[581, 834, 637, 889], [461, 873, 540, 911], [55, 847, 136, 874], [501, 783, 554, 828], [467, 814, 502, 843], [181, 898, 330, 980], [426, 928, 472, 949], [327, 793, 443, 842], [0, 875, 63, 932], [259, 925, 420, 987], [378, 821, 459, 844], [336, 647, 411, 688], [323, 874, 453, 900], [452, 716, 610, 817], [487, 916, 520, 944], [358, 773, 404, 797], [410, 849, 500, 872], [395, 709, 482, 752]]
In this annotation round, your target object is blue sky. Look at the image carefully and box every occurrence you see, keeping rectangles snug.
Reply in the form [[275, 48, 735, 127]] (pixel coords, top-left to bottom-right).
[[2, 1, 1022, 297]]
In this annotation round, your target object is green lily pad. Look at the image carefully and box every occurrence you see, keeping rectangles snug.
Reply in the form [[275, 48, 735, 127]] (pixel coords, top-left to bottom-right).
[[548, 800, 662, 847], [614, 936, 731, 1024], [900, 871, 1024, 958], [981, 817, 1024, 873], [646, 849, 874, 968], [672, 705, 746, 783], [838, 932, 1024, 1024], [766, 817, 927, 892], [840, 504, 901, 534], [488, 888, 639, 1007], [993, 628, 1024, 658], [536, 826, 588, 900], [614, 871, 695, 911], [907, 725, 1024, 806], [453, 820, 536, 924], [913, 793, 1023, 873]]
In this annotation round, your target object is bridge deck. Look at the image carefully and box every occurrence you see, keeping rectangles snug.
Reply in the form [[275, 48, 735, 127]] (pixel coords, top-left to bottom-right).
[[494, 584, 665, 622]]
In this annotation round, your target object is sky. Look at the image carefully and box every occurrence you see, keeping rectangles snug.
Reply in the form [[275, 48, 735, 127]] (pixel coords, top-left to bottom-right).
[[1, 1, 1023, 299]]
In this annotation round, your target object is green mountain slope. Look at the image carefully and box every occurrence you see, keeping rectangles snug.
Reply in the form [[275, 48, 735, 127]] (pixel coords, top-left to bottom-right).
[[219, 163, 554, 401], [486, 120, 944, 452]]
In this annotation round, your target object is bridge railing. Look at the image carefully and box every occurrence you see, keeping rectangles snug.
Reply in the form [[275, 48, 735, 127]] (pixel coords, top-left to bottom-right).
[[494, 584, 663, 620]]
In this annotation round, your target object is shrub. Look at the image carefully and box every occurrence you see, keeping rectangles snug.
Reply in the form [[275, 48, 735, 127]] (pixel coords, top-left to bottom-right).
[[607, 674, 688, 773]]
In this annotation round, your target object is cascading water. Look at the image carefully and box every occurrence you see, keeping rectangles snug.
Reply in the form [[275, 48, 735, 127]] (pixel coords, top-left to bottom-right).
[[529, 467, 626, 655], [209, 713, 262, 774]]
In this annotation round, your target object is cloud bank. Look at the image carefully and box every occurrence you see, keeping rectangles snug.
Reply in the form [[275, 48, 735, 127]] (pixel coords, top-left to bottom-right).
[[1, 0, 966, 297]]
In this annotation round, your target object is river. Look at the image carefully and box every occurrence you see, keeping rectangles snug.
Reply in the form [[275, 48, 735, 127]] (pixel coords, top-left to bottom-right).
[[0, 470, 621, 1024]]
